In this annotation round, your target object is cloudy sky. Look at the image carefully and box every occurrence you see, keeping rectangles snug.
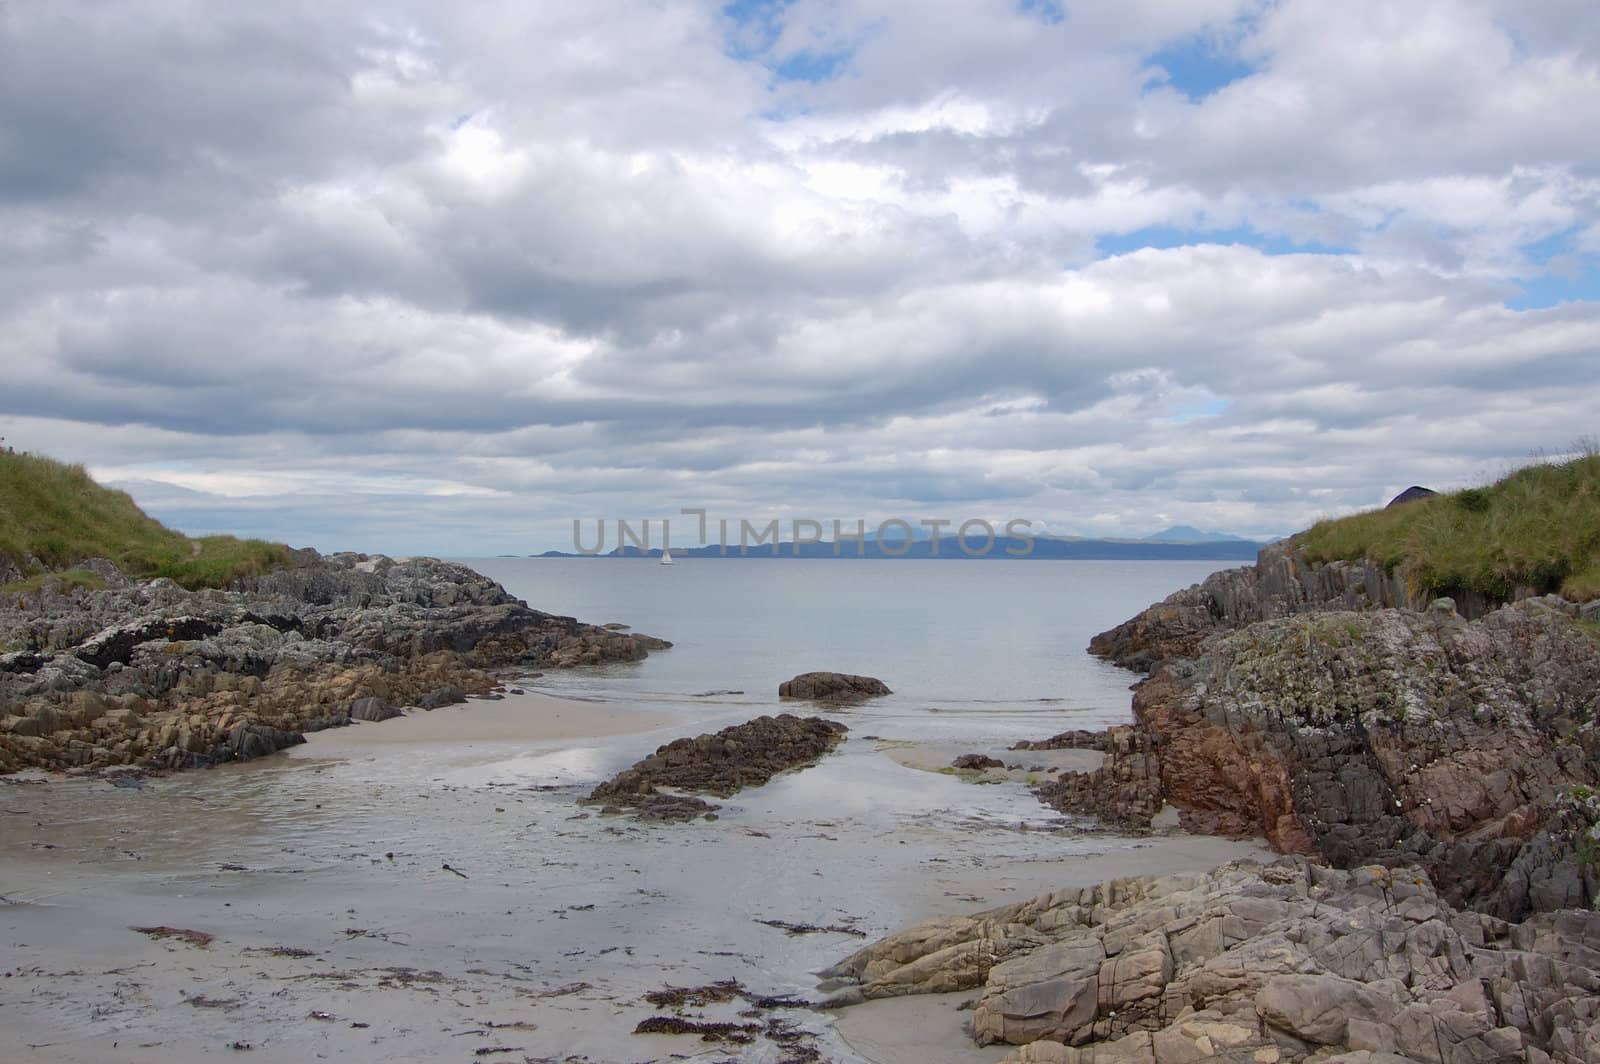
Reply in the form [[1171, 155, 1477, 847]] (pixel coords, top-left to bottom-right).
[[2, 0, 1597, 555]]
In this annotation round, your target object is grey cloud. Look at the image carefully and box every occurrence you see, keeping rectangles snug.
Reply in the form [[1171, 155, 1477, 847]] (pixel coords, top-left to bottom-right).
[[2, 0, 1598, 552]]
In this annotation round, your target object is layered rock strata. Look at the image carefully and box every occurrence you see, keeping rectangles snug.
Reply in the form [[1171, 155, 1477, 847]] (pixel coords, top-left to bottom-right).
[[824, 859, 1600, 1063]]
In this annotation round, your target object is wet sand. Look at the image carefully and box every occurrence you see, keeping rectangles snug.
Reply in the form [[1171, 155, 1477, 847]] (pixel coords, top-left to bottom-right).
[[878, 739, 1104, 780], [1, 693, 1270, 1063], [300, 688, 675, 747]]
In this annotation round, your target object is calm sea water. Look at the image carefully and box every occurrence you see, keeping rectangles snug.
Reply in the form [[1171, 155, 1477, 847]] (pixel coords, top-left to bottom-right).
[[458, 558, 1231, 744]]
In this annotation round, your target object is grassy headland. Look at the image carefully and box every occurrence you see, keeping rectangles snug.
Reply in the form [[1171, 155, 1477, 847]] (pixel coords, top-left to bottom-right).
[[1298, 451, 1600, 603], [0, 452, 290, 591]]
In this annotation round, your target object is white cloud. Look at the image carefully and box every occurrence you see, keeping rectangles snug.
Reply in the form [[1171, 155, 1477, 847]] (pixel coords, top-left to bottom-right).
[[0, 0, 1596, 553]]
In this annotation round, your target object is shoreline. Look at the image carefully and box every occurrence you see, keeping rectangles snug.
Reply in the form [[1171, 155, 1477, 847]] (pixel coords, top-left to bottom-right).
[[292, 688, 678, 750], [0, 689, 1273, 1064]]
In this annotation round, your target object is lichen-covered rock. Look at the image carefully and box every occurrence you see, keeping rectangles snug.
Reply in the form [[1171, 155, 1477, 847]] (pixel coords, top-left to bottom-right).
[[1130, 600, 1600, 918], [824, 860, 1600, 1064], [1087, 539, 1521, 673], [0, 552, 669, 774], [1067, 592, 1600, 919]]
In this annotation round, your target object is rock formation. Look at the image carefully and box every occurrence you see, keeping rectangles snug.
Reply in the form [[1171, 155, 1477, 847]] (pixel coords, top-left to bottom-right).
[[1128, 599, 1600, 918], [1031, 726, 1163, 832], [1388, 485, 1439, 507], [1073, 556, 1600, 920], [823, 859, 1600, 1063], [777, 671, 891, 701], [0, 552, 669, 773], [1087, 540, 1526, 673], [585, 714, 848, 818], [1013, 730, 1112, 753]]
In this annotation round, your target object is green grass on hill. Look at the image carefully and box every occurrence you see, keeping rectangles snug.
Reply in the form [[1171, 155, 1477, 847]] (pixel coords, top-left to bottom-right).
[[1298, 450, 1600, 603], [0, 452, 291, 591]]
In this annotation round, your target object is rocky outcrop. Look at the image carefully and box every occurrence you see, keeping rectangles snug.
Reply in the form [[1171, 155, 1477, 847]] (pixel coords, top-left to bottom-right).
[[1068, 598, 1600, 919], [1088, 541, 1517, 674], [778, 671, 890, 701], [0, 550, 24, 588], [1133, 599, 1600, 918], [823, 859, 1600, 1064], [1013, 730, 1112, 753], [0, 552, 669, 773], [586, 714, 848, 817], [1388, 485, 1439, 506], [1031, 727, 1163, 831]]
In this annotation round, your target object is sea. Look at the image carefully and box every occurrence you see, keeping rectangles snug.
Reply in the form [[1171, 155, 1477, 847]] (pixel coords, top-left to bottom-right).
[[463, 557, 1228, 742]]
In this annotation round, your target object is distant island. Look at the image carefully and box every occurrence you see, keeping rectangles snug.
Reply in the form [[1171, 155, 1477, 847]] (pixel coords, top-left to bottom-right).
[[536, 531, 1267, 561]]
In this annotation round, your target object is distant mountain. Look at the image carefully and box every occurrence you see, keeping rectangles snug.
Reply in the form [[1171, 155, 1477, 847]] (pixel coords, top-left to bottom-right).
[[1143, 525, 1257, 544]]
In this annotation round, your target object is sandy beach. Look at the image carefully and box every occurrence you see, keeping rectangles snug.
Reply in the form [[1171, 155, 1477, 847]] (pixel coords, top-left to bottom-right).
[[1, 690, 1270, 1063], [298, 689, 676, 747]]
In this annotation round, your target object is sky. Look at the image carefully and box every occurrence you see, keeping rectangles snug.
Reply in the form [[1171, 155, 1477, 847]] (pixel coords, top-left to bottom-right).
[[2, 0, 1598, 555]]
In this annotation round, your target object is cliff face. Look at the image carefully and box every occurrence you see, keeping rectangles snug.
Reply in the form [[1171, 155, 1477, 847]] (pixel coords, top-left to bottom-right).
[[0, 552, 669, 774], [1134, 599, 1600, 919], [1073, 536, 1600, 920]]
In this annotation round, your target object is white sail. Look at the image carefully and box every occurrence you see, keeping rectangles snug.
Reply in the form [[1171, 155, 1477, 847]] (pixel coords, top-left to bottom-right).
[[660, 547, 674, 565]]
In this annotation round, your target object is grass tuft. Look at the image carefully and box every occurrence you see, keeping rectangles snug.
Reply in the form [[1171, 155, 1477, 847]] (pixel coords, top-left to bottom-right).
[[1298, 449, 1600, 603], [0, 452, 291, 591]]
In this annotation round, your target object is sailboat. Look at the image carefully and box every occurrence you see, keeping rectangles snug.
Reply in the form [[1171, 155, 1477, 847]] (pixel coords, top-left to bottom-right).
[[660, 546, 674, 566]]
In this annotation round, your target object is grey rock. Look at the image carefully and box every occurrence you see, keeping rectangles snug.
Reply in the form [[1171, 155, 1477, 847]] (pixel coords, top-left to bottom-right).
[[1126, 602, 1600, 918], [825, 860, 1600, 1064], [1086, 539, 1542, 673], [1255, 974, 1399, 1044], [416, 685, 465, 710], [347, 696, 399, 722], [1387, 486, 1439, 507], [220, 723, 305, 762], [0, 551, 670, 774]]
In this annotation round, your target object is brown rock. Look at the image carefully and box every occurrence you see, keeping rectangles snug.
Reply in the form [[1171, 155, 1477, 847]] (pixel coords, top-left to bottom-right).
[[586, 714, 848, 817], [778, 672, 891, 701]]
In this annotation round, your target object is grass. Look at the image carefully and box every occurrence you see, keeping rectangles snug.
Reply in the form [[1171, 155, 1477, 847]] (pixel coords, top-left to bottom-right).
[[1297, 449, 1600, 603], [1, 568, 110, 596], [0, 451, 291, 591]]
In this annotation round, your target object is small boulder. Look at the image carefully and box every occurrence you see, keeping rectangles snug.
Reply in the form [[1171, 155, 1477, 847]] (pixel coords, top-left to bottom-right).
[[416, 685, 466, 710], [222, 724, 305, 762], [348, 696, 400, 722], [951, 754, 1005, 770], [778, 672, 890, 702]]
